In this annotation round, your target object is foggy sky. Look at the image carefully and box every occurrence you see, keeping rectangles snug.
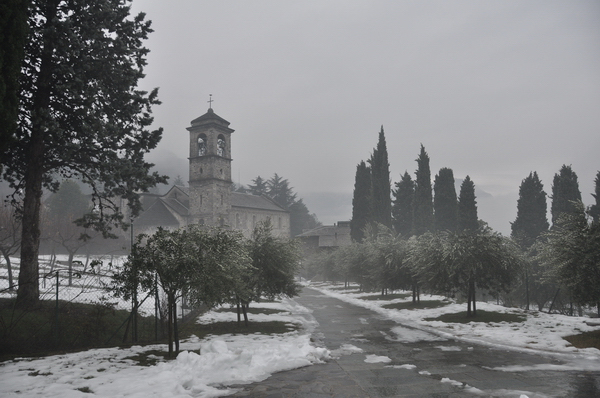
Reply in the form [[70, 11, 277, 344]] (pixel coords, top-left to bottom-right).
[[131, 0, 600, 235]]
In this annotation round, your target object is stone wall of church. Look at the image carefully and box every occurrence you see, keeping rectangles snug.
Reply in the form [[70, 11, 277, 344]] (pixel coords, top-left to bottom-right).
[[229, 207, 290, 238]]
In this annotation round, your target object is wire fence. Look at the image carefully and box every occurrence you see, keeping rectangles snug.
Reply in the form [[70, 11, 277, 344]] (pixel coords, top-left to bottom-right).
[[0, 255, 191, 355]]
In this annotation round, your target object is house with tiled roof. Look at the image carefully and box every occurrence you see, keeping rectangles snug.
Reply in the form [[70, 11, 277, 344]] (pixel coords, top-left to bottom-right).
[[296, 221, 351, 254], [133, 108, 290, 238]]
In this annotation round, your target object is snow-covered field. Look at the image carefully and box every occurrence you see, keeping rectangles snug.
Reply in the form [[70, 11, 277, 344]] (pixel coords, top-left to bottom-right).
[[0, 255, 155, 315], [2, 269, 600, 397], [0, 297, 330, 398]]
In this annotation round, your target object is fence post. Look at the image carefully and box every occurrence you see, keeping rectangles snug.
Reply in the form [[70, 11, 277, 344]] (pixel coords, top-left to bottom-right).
[[54, 270, 59, 345]]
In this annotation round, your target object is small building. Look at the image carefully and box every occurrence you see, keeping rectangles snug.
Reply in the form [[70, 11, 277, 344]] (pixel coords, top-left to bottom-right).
[[296, 221, 351, 254]]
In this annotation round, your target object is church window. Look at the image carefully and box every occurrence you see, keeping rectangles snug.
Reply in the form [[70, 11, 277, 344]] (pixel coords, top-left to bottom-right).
[[198, 134, 207, 156], [252, 215, 256, 228], [236, 213, 240, 227], [217, 135, 226, 157], [278, 217, 282, 229]]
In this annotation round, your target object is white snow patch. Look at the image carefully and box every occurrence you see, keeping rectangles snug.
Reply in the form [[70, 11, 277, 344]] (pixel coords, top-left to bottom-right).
[[364, 354, 392, 363], [330, 344, 364, 358], [440, 377, 463, 387], [386, 364, 416, 370], [389, 326, 446, 343], [436, 345, 462, 352]]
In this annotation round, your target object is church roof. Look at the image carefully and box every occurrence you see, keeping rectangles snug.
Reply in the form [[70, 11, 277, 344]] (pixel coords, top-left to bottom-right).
[[190, 108, 231, 127], [231, 192, 288, 213], [135, 199, 182, 227]]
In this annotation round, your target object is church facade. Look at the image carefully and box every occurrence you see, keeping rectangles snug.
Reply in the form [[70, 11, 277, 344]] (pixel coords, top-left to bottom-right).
[[133, 108, 290, 238]]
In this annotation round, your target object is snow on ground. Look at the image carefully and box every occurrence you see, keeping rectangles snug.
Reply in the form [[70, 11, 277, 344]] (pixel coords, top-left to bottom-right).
[[0, 297, 330, 398], [309, 282, 600, 371]]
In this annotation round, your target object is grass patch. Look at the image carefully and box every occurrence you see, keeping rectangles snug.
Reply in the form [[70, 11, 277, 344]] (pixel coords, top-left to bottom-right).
[[214, 307, 286, 315], [0, 297, 160, 360], [383, 300, 450, 310], [179, 320, 298, 340], [425, 310, 526, 323], [564, 329, 600, 350], [358, 293, 412, 301], [328, 286, 360, 291]]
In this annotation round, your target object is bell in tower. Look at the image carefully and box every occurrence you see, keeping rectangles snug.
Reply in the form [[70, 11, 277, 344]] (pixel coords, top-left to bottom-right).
[[187, 100, 234, 226]]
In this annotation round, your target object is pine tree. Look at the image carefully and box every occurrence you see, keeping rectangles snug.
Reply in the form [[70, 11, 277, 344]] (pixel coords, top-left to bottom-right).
[[392, 171, 414, 237], [412, 145, 433, 236], [369, 126, 392, 228], [0, 0, 29, 165], [590, 171, 600, 224], [433, 167, 458, 232], [458, 176, 478, 233], [289, 199, 320, 237], [3, 0, 167, 305], [267, 173, 297, 208], [551, 165, 582, 226], [511, 172, 549, 248], [351, 161, 371, 243], [248, 176, 268, 196]]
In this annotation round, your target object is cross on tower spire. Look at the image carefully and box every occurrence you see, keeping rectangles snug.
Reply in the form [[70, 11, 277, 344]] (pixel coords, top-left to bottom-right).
[[208, 94, 213, 109]]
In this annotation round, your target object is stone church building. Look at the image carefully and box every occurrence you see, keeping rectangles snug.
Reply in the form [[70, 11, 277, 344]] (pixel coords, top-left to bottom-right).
[[133, 107, 290, 238]]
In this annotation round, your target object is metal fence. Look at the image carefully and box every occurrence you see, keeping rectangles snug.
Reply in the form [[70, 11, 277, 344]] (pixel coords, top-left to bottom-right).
[[0, 255, 180, 352]]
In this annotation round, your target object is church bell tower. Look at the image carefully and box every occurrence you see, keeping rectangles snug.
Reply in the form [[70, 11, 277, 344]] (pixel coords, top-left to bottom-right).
[[187, 104, 234, 226]]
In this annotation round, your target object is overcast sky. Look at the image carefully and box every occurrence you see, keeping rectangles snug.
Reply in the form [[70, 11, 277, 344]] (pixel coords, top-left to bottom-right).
[[131, 0, 600, 234]]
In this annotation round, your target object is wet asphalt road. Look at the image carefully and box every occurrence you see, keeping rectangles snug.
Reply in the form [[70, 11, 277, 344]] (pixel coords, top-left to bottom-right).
[[228, 287, 600, 398]]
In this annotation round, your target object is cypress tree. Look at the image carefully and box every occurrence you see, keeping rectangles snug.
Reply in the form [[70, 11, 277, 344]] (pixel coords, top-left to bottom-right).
[[589, 171, 600, 224], [458, 176, 478, 233], [551, 165, 582, 226], [369, 126, 392, 228], [351, 161, 372, 242], [433, 167, 458, 232], [511, 172, 549, 248], [392, 171, 415, 237], [412, 145, 433, 236]]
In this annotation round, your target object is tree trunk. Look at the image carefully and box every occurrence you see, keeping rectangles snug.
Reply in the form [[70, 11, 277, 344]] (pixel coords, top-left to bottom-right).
[[167, 293, 174, 357], [67, 251, 74, 286], [174, 299, 179, 354], [471, 282, 477, 317], [16, 0, 59, 307], [17, 170, 43, 306], [1, 249, 15, 290], [525, 269, 530, 311], [241, 301, 249, 327]]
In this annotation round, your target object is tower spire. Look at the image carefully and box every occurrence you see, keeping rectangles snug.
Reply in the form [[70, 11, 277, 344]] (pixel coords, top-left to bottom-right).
[[208, 94, 213, 109]]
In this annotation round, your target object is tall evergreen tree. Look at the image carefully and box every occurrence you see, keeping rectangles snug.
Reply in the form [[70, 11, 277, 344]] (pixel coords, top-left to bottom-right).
[[511, 172, 549, 248], [369, 126, 391, 228], [458, 176, 478, 233], [351, 161, 371, 243], [289, 199, 320, 237], [267, 173, 297, 208], [3, 0, 167, 305], [590, 171, 600, 224], [248, 176, 268, 196], [433, 167, 458, 232], [392, 171, 414, 237], [412, 145, 433, 235], [0, 0, 30, 165], [551, 165, 582, 226]]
